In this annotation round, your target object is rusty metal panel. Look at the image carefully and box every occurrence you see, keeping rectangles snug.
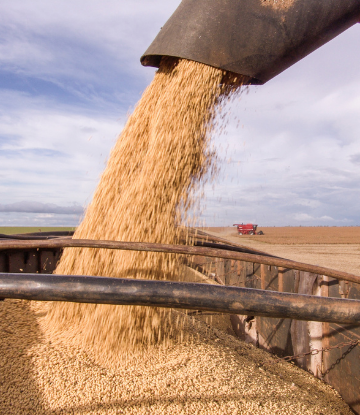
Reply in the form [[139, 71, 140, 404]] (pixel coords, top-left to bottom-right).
[[7, 250, 46, 273], [257, 268, 295, 356], [237, 261, 246, 287], [210, 255, 360, 415], [5, 248, 62, 274], [0, 230, 65, 275], [258, 317, 293, 356], [226, 260, 244, 287], [225, 260, 238, 286], [253, 263, 261, 279], [54, 250, 62, 269], [8, 251, 41, 273], [339, 280, 350, 298], [290, 272, 317, 370], [243, 261, 258, 289], [323, 323, 360, 415], [224, 259, 231, 285], [282, 268, 295, 293], [39, 250, 59, 273], [321, 277, 360, 414], [348, 284, 360, 300], [215, 257, 224, 276], [328, 277, 341, 299], [23, 251, 39, 273], [245, 262, 255, 288], [8, 252, 27, 273], [0, 253, 7, 272], [263, 265, 279, 291], [230, 260, 256, 341]]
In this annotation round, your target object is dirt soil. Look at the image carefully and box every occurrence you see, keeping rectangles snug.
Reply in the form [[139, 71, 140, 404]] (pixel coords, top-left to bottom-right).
[[201, 227, 360, 276]]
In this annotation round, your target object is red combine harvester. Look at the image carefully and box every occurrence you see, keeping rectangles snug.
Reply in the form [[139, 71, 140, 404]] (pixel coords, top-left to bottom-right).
[[233, 223, 264, 235]]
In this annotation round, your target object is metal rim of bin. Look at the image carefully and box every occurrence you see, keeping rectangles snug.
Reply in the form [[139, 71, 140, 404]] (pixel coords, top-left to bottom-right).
[[1, 238, 359, 284]]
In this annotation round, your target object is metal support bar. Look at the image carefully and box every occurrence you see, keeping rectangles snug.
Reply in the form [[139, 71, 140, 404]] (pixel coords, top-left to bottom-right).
[[1, 273, 360, 325]]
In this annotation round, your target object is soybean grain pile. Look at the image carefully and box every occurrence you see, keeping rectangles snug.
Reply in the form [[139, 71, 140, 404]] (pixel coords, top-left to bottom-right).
[[1, 300, 351, 414], [1, 57, 352, 413], [262, 0, 295, 11]]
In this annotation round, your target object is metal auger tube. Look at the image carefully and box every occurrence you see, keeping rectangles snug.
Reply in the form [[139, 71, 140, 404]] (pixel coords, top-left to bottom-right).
[[1, 273, 360, 325], [141, 0, 360, 84]]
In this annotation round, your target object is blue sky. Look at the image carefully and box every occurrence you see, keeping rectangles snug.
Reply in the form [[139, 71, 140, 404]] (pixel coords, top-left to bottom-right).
[[0, 1, 359, 227]]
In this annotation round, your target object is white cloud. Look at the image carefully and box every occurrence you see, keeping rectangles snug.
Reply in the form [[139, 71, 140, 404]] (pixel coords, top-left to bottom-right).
[[293, 213, 316, 222], [0, 89, 122, 207]]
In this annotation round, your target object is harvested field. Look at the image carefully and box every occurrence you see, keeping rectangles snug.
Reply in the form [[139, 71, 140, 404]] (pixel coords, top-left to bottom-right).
[[202, 226, 360, 245], [202, 227, 360, 276], [0, 227, 76, 235], [249, 226, 360, 245]]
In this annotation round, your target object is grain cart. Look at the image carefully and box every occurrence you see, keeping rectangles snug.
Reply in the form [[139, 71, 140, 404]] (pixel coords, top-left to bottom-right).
[[233, 223, 264, 235]]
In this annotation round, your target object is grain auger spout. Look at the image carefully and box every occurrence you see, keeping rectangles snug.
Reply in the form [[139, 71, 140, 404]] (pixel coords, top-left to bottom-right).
[[141, 0, 360, 84]]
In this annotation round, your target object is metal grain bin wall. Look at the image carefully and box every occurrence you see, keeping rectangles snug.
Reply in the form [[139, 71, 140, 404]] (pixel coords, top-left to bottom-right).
[[0, 231, 72, 274]]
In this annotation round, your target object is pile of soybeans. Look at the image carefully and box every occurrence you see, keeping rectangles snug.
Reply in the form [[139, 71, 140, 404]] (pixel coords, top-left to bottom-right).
[[0, 57, 351, 414], [262, 0, 295, 11]]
